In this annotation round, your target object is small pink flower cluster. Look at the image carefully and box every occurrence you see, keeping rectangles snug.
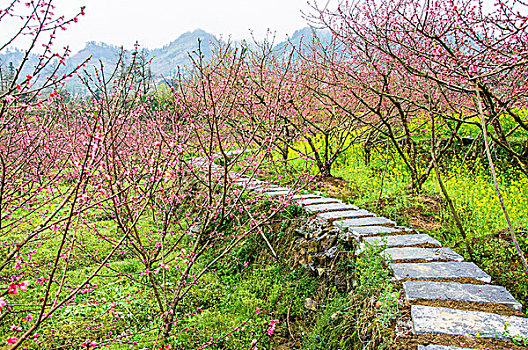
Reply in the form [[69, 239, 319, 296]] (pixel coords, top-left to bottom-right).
[[8, 281, 29, 295], [80, 340, 97, 349], [267, 319, 279, 336], [6, 337, 18, 345]]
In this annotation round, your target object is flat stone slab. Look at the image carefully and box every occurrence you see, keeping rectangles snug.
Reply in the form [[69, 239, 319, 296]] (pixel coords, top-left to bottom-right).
[[359, 234, 441, 251], [243, 182, 268, 190], [333, 217, 396, 229], [391, 262, 491, 283], [255, 185, 284, 193], [382, 247, 464, 263], [412, 305, 528, 340], [232, 176, 254, 182], [418, 346, 475, 350], [292, 194, 321, 200], [296, 197, 341, 206], [257, 187, 289, 194], [263, 190, 294, 196], [233, 178, 262, 185], [350, 226, 416, 239], [404, 281, 522, 311], [304, 203, 359, 213], [316, 209, 375, 223]]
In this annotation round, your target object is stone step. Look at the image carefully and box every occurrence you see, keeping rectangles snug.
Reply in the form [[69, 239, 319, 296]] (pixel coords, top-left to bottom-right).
[[382, 247, 464, 263], [411, 305, 528, 340], [263, 190, 294, 196], [316, 209, 375, 223], [244, 182, 268, 190], [232, 177, 262, 184], [333, 217, 396, 229], [304, 203, 360, 213], [259, 187, 291, 195], [391, 262, 491, 283], [292, 194, 321, 200], [232, 175, 253, 182], [255, 185, 284, 193], [349, 225, 416, 239], [403, 281, 522, 311], [358, 234, 441, 252], [418, 346, 475, 350], [296, 197, 341, 206]]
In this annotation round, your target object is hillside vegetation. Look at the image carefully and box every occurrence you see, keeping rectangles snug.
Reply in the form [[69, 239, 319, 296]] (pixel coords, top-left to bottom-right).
[[1, 0, 528, 349]]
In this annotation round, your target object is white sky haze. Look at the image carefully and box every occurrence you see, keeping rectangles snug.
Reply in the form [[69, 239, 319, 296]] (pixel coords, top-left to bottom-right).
[[1, 0, 318, 53]]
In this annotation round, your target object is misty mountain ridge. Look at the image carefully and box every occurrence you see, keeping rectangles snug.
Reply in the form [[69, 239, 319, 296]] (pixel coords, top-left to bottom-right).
[[0, 27, 332, 95]]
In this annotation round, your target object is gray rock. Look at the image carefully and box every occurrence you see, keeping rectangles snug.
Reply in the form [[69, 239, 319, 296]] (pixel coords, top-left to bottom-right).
[[296, 197, 341, 206], [412, 305, 528, 340], [358, 234, 441, 252], [350, 226, 416, 239], [333, 217, 396, 229], [304, 203, 359, 213], [403, 281, 522, 311], [418, 346, 475, 350], [304, 298, 317, 311], [391, 262, 491, 283], [316, 209, 375, 223], [382, 247, 464, 263]]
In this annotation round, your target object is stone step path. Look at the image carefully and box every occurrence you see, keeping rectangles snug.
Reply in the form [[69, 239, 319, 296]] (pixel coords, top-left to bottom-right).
[[191, 158, 528, 349], [228, 175, 528, 349]]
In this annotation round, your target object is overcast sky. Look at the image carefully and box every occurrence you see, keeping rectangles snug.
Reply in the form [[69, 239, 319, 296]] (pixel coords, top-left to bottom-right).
[[1, 0, 326, 53]]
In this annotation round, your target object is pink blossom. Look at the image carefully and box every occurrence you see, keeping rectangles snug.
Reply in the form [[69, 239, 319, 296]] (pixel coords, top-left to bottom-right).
[[18, 281, 29, 292], [6, 337, 18, 344], [4, 95, 15, 103], [267, 319, 279, 336], [7, 281, 29, 295], [0, 297, 7, 311], [10, 325, 22, 332], [8, 284, 18, 295]]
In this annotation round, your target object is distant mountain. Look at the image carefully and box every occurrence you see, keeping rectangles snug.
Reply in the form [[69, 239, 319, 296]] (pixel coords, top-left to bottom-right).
[[64, 29, 218, 79], [274, 27, 333, 55], [150, 29, 217, 77], [0, 29, 218, 92], [0, 27, 335, 95]]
